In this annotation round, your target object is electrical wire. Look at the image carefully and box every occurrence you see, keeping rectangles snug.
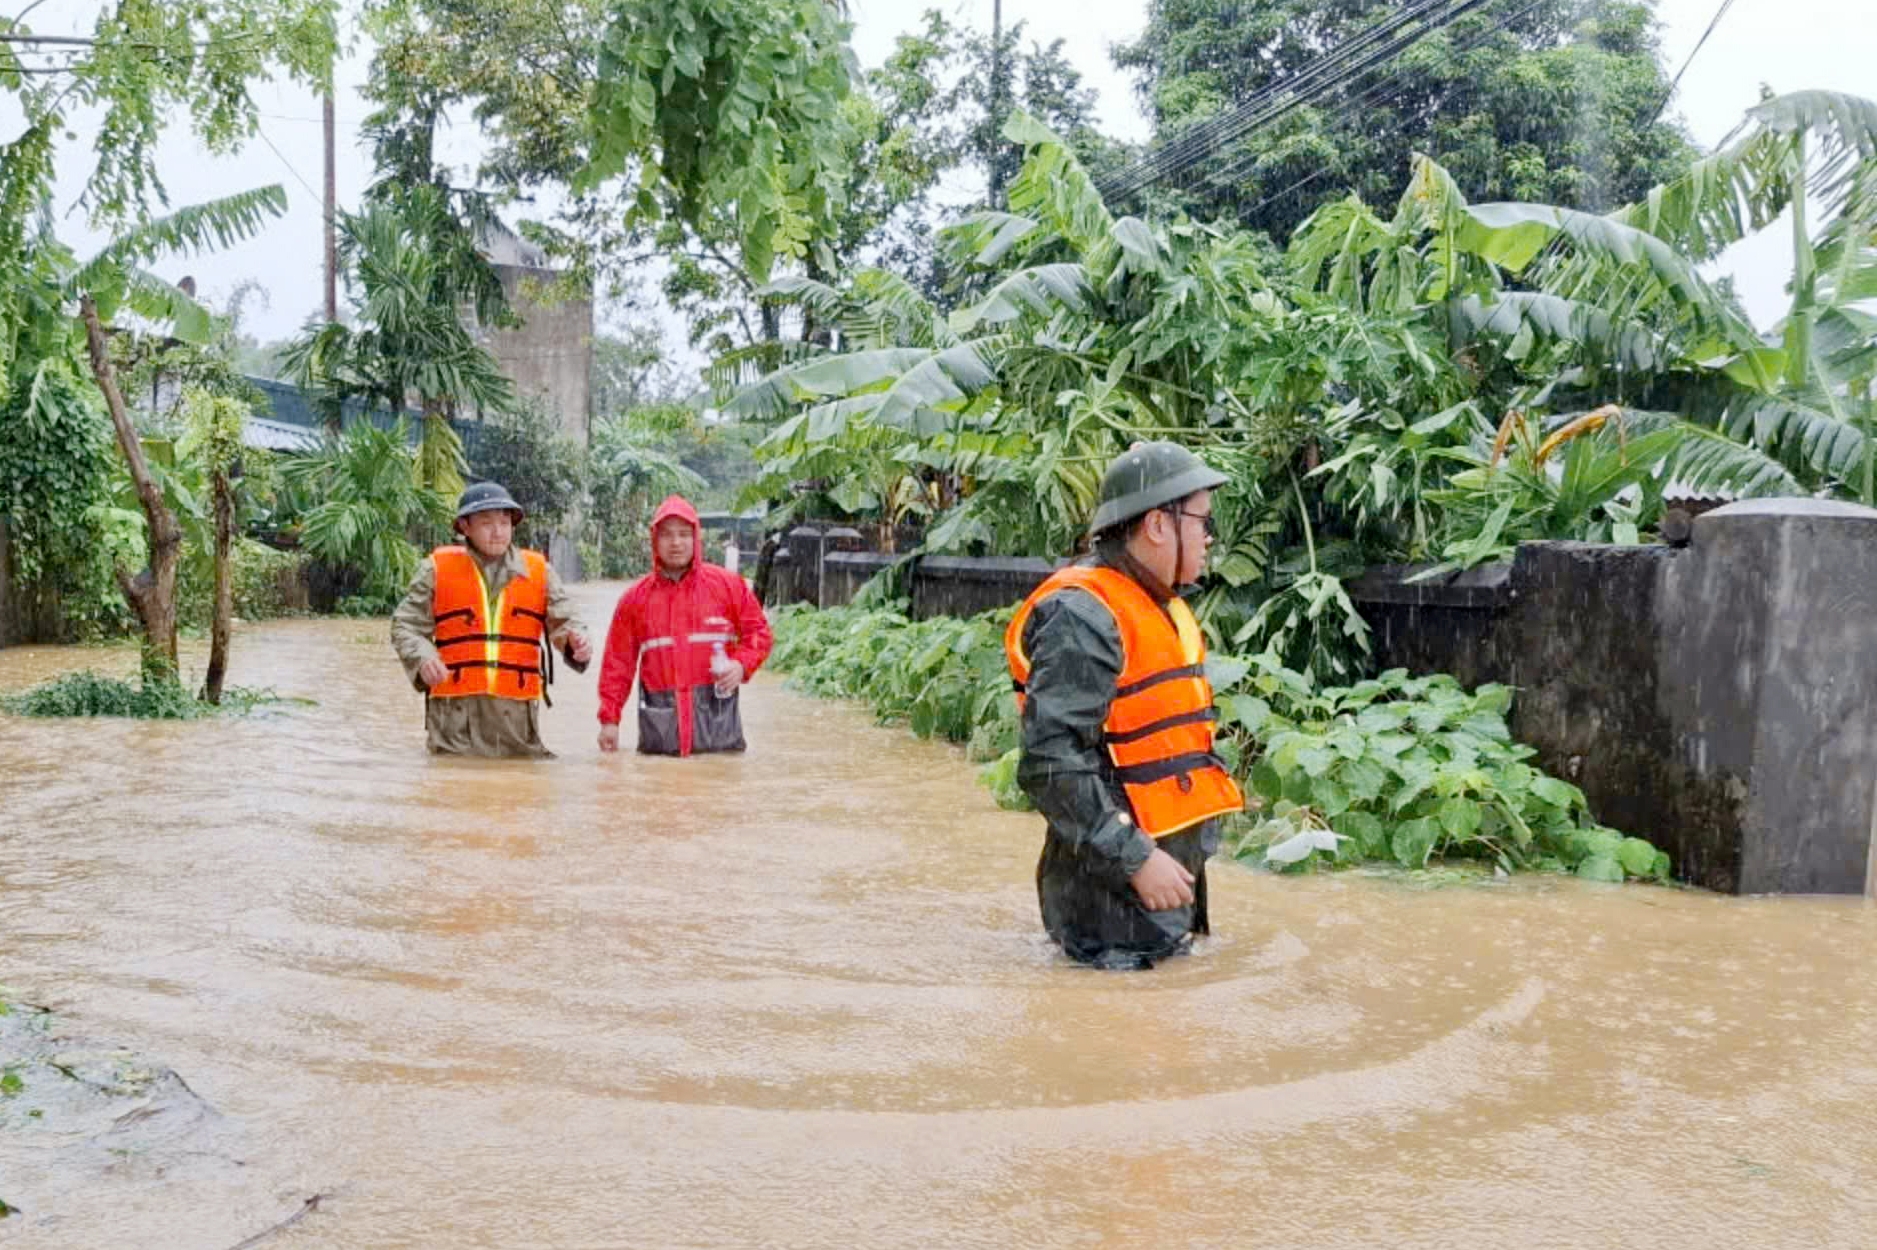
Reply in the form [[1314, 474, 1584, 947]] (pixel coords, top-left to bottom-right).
[[1206, 0, 1559, 212], [1100, 0, 1501, 202], [1644, 0, 1740, 128], [254, 124, 322, 201], [1099, 0, 1463, 199]]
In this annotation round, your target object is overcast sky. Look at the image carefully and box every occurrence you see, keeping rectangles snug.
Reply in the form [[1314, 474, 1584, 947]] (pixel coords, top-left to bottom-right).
[[7, 0, 1874, 348]]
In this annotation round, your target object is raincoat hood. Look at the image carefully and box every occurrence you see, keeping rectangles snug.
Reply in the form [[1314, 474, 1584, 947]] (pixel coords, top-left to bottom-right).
[[650, 495, 703, 575]]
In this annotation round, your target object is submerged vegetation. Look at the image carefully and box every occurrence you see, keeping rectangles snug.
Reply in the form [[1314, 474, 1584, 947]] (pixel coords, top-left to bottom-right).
[[769, 603, 1667, 880], [0, 671, 311, 720]]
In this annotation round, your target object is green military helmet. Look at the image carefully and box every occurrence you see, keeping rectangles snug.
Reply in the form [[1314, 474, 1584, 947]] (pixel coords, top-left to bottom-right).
[[1088, 440, 1228, 535], [456, 481, 525, 523]]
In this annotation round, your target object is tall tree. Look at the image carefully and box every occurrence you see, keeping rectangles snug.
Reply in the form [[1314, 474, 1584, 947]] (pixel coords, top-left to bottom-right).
[[1111, 0, 1693, 241]]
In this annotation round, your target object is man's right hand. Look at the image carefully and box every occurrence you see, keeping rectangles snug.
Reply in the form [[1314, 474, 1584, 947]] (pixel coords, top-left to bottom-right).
[[418, 656, 449, 688], [1130, 846, 1196, 911], [597, 723, 620, 753]]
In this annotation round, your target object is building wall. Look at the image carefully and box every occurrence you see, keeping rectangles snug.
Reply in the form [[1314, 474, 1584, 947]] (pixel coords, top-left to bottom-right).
[[481, 262, 594, 578], [483, 263, 593, 448]]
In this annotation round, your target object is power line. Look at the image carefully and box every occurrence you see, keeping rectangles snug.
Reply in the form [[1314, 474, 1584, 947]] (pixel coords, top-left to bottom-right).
[[1207, 0, 1557, 210], [1099, 0, 1460, 201], [255, 124, 322, 202], [1645, 0, 1740, 128], [1101, 0, 1502, 203]]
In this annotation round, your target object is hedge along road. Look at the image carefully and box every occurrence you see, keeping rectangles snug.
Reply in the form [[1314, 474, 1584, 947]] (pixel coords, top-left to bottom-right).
[[1, 579, 1873, 1248]]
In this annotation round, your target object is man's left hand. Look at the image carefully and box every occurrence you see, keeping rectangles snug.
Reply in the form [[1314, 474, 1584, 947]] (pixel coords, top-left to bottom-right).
[[713, 659, 744, 698], [566, 632, 592, 665]]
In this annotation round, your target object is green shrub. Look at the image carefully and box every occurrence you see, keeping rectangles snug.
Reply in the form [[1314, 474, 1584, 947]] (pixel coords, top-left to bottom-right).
[[175, 538, 309, 626], [1, 672, 202, 719], [1213, 654, 1669, 880], [1, 671, 310, 719]]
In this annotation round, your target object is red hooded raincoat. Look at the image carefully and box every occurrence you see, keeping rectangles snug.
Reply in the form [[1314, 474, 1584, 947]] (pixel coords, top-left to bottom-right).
[[597, 496, 774, 755]]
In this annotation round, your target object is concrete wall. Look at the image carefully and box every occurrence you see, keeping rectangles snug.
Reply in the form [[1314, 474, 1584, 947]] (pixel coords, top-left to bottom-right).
[[820, 552, 898, 607], [1352, 501, 1877, 896], [911, 556, 1055, 619], [771, 540, 1057, 618]]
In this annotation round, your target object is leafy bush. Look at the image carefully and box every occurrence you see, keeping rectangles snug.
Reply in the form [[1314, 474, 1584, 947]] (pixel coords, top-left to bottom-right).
[[1213, 654, 1669, 880], [176, 538, 309, 626], [768, 601, 1017, 755], [585, 410, 707, 579], [770, 604, 1670, 881], [281, 420, 451, 600], [463, 400, 587, 540], [331, 593, 399, 618], [0, 359, 133, 639], [1, 672, 204, 719]]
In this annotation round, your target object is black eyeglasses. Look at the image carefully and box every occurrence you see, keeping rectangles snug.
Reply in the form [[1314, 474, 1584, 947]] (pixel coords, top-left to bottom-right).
[[1163, 507, 1217, 537]]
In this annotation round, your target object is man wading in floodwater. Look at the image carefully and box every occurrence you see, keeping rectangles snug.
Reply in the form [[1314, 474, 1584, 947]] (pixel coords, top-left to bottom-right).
[[391, 482, 592, 758], [1005, 442, 1245, 969], [596, 494, 773, 756]]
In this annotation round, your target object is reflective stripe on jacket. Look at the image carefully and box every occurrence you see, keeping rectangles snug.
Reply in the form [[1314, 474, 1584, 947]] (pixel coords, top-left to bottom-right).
[[430, 546, 549, 700], [1006, 565, 1244, 838]]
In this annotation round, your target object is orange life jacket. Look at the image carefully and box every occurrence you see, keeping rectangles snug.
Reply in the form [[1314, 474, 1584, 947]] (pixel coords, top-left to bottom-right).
[[1006, 565, 1244, 838], [429, 546, 549, 701]]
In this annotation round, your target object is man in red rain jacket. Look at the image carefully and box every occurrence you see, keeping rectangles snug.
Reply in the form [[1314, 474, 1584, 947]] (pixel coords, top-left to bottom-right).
[[596, 495, 774, 756]]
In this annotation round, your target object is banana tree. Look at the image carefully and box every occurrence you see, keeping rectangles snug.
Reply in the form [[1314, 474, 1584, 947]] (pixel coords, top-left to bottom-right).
[[1294, 91, 1877, 504]]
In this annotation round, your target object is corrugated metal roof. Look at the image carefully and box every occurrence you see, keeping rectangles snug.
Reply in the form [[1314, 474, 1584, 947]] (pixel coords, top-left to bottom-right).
[[244, 417, 320, 453]]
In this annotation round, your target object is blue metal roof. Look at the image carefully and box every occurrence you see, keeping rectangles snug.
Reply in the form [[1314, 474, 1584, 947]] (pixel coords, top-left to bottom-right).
[[242, 376, 482, 457]]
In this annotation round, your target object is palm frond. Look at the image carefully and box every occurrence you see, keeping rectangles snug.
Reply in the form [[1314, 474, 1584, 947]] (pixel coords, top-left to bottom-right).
[[1619, 409, 1805, 497], [704, 338, 826, 406], [942, 211, 1043, 270], [76, 186, 288, 290], [1447, 292, 1669, 373], [1717, 392, 1869, 484], [725, 347, 935, 419], [1610, 91, 1877, 260], [849, 269, 956, 349], [873, 343, 1000, 430], [117, 267, 215, 343]]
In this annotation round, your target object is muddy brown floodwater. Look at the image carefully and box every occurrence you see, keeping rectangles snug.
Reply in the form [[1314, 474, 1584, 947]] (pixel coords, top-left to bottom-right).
[[2, 580, 1875, 1248]]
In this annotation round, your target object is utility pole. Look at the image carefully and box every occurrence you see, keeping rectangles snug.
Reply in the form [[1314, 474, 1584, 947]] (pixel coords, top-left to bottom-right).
[[988, 0, 1010, 202], [323, 91, 338, 322]]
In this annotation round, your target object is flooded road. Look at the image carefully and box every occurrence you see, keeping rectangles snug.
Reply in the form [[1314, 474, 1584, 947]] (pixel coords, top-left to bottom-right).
[[2, 579, 1875, 1248]]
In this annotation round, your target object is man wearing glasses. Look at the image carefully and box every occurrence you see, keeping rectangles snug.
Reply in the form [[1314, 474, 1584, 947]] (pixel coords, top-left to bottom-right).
[[1004, 441, 1245, 969]]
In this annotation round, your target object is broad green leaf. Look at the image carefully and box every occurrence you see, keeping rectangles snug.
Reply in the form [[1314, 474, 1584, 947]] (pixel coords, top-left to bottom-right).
[[1223, 694, 1271, 734], [1529, 776, 1580, 809], [1437, 796, 1482, 840], [1576, 855, 1625, 883], [1296, 745, 1337, 778], [1392, 818, 1439, 868], [1616, 837, 1662, 877], [1338, 756, 1391, 803], [1312, 778, 1351, 817], [1335, 810, 1387, 856]]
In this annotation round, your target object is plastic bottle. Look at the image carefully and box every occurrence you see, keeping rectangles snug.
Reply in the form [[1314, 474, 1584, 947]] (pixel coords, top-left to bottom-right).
[[710, 642, 734, 680]]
